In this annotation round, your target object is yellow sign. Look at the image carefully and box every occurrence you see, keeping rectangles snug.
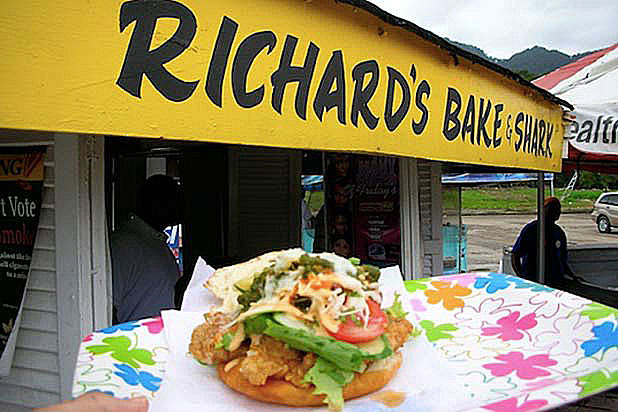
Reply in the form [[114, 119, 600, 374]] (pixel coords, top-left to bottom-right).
[[0, 153, 44, 181], [0, 0, 565, 171]]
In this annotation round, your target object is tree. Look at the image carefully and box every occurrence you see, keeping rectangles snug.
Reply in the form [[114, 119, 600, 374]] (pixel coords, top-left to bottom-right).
[[515, 70, 539, 82]]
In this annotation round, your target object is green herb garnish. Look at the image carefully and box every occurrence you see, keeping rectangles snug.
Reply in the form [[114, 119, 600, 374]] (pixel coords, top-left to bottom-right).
[[237, 268, 273, 311], [299, 254, 334, 278], [385, 292, 408, 319], [214, 332, 232, 350], [348, 257, 361, 265]]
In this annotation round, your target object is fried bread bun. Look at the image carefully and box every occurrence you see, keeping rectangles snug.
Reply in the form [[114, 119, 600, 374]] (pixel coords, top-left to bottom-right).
[[217, 352, 403, 406]]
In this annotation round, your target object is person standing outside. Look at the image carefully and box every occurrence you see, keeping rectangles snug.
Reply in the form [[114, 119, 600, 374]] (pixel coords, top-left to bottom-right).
[[111, 174, 183, 323], [511, 197, 580, 286]]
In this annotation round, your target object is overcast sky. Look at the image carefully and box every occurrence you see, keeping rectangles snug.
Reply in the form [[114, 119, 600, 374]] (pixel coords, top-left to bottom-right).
[[371, 0, 618, 59]]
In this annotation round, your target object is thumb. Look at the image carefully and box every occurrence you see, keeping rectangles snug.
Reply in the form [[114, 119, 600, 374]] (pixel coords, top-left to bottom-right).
[[118, 396, 149, 412]]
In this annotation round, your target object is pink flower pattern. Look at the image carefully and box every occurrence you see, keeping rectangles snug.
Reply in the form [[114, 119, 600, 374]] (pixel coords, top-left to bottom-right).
[[483, 396, 548, 412], [75, 273, 618, 411], [142, 316, 164, 334], [443, 273, 480, 287], [409, 298, 427, 312], [483, 351, 557, 380], [523, 378, 567, 392], [482, 312, 537, 341]]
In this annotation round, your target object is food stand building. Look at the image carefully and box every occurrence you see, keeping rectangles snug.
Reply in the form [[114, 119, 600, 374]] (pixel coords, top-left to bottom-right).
[[0, 0, 570, 409]]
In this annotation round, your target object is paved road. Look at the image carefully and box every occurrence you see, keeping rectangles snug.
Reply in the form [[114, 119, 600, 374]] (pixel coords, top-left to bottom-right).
[[463, 212, 618, 272]]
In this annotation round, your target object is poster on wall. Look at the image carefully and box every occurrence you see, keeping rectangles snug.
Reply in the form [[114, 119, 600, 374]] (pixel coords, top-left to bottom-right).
[[320, 154, 355, 258], [322, 154, 400, 267], [0, 149, 44, 371], [353, 157, 400, 266]]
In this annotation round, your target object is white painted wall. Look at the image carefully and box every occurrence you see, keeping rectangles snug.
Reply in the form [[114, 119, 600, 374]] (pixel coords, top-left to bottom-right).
[[0, 133, 108, 411], [399, 158, 443, 279]]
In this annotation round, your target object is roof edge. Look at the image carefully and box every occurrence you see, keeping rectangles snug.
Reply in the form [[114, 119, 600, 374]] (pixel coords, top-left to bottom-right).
[[336, 0, 574, 111]]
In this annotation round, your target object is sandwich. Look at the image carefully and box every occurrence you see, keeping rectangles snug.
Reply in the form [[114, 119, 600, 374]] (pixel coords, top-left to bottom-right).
[[189, 249, 413, 410]]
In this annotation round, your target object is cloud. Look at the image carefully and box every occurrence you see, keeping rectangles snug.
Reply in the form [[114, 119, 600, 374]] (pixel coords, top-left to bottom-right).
[[371, 0, 618, 59]]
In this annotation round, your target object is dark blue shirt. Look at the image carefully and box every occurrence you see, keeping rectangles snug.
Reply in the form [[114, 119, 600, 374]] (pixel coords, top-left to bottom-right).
[[512, 220, 568, 285]]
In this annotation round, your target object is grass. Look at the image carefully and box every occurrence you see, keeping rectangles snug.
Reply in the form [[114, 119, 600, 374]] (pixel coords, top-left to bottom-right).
[[461, 187, 602, 214], [307, 186, 603, 215]]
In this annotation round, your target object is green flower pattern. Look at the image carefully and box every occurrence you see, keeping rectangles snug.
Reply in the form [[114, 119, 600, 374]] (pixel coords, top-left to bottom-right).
[[72, 273, 618, 410], [577, 369, 618, 397], [86, 336, 155, 369], [580, 303, 618, 321], [405, 278, 431, 292], [419, 320, 458, 342]]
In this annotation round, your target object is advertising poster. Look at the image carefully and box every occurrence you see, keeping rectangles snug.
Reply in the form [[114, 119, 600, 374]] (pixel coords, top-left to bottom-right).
[[323, 154, 355, 258], [0, 150, 44, 362], [323, 154, 400, 266], [353, 156, 400, 266]]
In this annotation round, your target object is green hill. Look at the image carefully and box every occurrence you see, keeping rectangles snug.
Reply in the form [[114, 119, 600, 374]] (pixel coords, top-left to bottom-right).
[[445, 39, 598, 80]]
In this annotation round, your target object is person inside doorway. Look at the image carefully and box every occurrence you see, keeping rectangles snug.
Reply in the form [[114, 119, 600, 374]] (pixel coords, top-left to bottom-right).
[[111, 174, 183, 323], [332, 236, 352, 257], [511, 197, 582, 287]]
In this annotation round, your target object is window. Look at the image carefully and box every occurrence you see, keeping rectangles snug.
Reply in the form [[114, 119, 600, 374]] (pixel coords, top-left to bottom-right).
[[607, 195, 618, 206]]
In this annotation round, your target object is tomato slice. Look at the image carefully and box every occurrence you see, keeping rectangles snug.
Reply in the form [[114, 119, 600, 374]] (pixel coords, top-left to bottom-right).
[[327, 298, 387, 343]]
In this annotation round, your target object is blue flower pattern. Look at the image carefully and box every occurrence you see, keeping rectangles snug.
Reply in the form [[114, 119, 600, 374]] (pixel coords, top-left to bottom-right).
[[98, 321, 141, 334], [581, 321, 618, 356], [113, 363, 162, 391], [86, 389, 116, 397], [474, 273, 512, 294], [474, 273, 554, 294], [507, 276, 554, 292]]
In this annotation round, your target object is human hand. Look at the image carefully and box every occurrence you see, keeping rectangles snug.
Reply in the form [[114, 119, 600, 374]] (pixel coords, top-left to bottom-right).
[[33, 392, 148, 412]]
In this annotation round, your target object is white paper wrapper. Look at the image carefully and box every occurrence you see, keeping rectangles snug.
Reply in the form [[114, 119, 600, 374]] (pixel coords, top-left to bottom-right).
[[149, 260, 473, 412], [180, 257, 215, 312]]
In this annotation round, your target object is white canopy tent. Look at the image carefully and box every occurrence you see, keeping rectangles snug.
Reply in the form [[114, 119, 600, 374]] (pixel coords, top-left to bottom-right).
[[534, 43, 618, 172]]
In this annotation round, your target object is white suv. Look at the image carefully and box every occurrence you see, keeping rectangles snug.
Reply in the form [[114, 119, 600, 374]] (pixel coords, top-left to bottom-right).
[[591, 192, 618, 233]]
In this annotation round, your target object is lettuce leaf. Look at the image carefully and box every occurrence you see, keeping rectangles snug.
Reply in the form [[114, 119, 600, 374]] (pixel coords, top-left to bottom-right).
[[244, 314, 366, 372], [214, 332, 233, 350], [303, 357, 355, 411], [385, 292, 408, 319]]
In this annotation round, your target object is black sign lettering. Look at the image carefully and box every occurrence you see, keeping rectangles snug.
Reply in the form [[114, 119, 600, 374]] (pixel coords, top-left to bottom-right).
[[577, 120, 593, 143], [0, 160, 23, 176], [351, 61, 379, 130], [538, 120, 546, 157], [477, 98, 492, 148], [271, 35, 319, 120], [514, 112, 524, 152], [232, 31, 277, 108], [412, 80, 430, 135], [206, 17, 238, 108], [493, 104, 503, 148], [531, 118, 539, 156], [462, 95, 476, 144], [593, 116, 602, 143], [602, 117, 614, 143], [384, 67, 410, 132], [545, 123, 553, 158], [113, 5, 560, 160], [117, 0, 199, 102], [523, 114, 532, 153], [442, 87, 461, 141], [313, 50, 346, 124]]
